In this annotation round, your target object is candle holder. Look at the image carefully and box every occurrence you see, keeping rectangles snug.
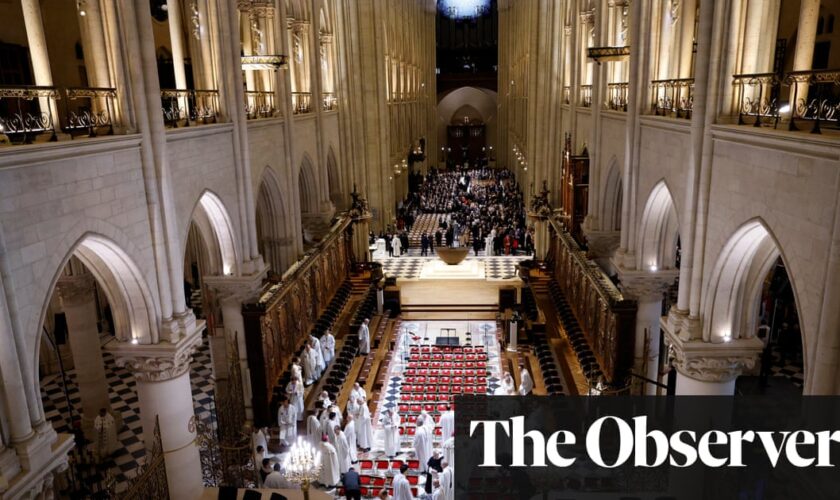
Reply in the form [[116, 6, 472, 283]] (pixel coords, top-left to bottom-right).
[[283, 437, 322, 500]]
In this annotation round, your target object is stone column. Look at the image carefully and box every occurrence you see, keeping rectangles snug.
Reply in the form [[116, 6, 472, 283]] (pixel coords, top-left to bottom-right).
[[790, 0, 820, 103], [108, 329, 204, 500], [620, 270, 679, 395], [166, 0, 188, 91], [203, 269, 268, 421], [21, 0, 58, 122], [77, 0, 111, 89], [56, 273, 112, 437], [663, 325, 763, 396]]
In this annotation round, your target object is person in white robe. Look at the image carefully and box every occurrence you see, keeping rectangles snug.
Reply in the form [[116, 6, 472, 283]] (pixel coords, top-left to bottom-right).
[[302, 344, 317, 385], [322, 329, 336, 365], [318, 390, 333, 409], [358, 319, 371, 355], [413, 419, 433, 473], [310, 337, 325, 376], [343, 415, 358, 463], [501, 372, 516, 395], [392, 236, 402, 257], [439, 408, 455, 441], [519, 365, 534, 395], [319, 436, 341, 487], [277, 399, 297, 446], [440, 461, 454, 500], [286, 376, 304, 420], [254, 427, 268, 452], [330, 404, 343, 426], [381, 409, 401, 457], [93, 408, 118, 461], [324, 410, 341, 445], [391, 465, 413, 500], [431, 479, 444, 500], [350, 382, 367, 403], [419, 410, 435, 437], [355, 398, 373, 451], [291, 358, 302, 382], [335, 426, 352, 474], [263, 463, 294, 489], [307, 411, 322, 446], [442, 433, 455, 470]]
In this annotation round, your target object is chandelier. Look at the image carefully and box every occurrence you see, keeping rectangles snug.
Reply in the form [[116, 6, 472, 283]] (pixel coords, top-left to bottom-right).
[[283, 438, 322, 500]]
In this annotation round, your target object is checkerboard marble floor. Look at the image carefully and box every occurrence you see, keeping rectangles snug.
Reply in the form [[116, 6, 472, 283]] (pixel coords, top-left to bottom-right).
[[40, 334, 216, 492], [377, 255, 528, 280]]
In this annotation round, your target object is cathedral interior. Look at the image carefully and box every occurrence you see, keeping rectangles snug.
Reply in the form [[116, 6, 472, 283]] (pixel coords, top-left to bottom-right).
[[0, 0, 838, 498]]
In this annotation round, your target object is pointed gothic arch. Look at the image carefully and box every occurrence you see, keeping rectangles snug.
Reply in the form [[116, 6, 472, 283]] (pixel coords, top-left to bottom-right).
[[600, 156, 622, 231], [637, 180, 680, 270], [256, 167, 294, 275]]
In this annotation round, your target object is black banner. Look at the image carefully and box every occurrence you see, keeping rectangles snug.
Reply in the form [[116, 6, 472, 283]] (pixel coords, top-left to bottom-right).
[[454, 396, 840, 499]]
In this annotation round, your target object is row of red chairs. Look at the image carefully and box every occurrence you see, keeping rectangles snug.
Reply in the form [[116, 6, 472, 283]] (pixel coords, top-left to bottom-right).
[[409, 354, 488, 361], [359, 474, 419, 487], [398, 404, 450, 414], [402, 377, 487, 388], [406, 361, 486, 369], [404, 368, 488, 377], [402, 385, 487, 395], [358, 459, 421, 471], [410, 346, 485, 353], [400, 386, 487, 400], [398, 426, 445, 436], [337, 486, 420, 498]]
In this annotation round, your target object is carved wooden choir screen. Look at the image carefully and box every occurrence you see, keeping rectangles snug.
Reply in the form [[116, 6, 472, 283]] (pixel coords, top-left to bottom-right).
[[549, 221, 636, 387], [243, 218, 352, 425]]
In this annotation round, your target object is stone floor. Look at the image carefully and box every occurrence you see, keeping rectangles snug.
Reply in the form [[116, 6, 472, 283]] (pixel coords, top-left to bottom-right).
[[40, 334, 216, 493], [377, 255, 528, 280]]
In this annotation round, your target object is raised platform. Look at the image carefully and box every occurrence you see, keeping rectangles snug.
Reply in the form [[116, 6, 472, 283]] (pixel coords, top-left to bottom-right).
[[418, 258, 486, 280]]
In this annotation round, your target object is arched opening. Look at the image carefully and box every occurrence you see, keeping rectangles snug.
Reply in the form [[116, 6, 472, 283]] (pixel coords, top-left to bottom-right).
[[256, 168, 293, 277], [326, 147, 343, 210], [703, 220, 805, 393], [298, 156, 321, 247], [600, 157, 622, 232], [36, 235, 163, 493], [637, 181, 680, 271]]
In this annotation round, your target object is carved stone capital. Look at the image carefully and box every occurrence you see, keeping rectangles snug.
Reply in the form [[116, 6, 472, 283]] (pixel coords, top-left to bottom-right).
[[582, 229, 621, 260], [105, 324, 203, 382], [55, 273, 96, 307], [580, 9, 595, 25], [289, 19, 310, 34], [319, 32, 334, 45], [203, 267, 268, 304], [663, 324, 763, 383], [617, 267, 679, 301]]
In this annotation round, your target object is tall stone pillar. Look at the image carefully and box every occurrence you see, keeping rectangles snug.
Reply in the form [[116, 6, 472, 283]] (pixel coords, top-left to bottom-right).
[[203, 269, 268, 422], [620, 270, 679, 395], [348, 189, 372, 263], [663, 325, 763, 396], [108, 329, 204, 500], [77, 0, 111, 89], [56, 273, 112, 437], [527, 182, 553, 261], [790, 0, 820, 103], [21, 0, 58, 124], [166, 0, 188, 90]]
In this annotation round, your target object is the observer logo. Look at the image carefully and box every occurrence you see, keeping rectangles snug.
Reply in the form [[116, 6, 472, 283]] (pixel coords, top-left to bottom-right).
[[470, 415, 840, 469]]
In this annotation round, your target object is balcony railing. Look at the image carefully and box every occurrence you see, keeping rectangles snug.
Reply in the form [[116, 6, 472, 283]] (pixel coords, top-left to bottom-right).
[[563, 86, 571, 105], [580, 85, 593, 108], [244, 91, 277, 120], [291, 92, 312, 114], [731, 69, 840, 133], [160, 89, 219, 128], [322, 92, 337, 111], [0, 85, 118, 145], [606, 82, 629, 111], [651, 78, 694, 119]]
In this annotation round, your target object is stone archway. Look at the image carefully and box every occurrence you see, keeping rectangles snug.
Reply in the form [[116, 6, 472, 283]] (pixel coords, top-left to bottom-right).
[[637, 180, 680, 271]]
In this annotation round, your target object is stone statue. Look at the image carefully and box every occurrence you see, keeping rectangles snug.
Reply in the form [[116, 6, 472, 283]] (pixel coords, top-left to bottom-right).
[[529, 180, 553, 217], [348, 184, 370, 218]]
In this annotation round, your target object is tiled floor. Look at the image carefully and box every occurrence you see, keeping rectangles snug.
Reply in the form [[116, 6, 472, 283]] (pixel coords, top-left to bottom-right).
[[40, 334, 216, 492], [377, 255, 528, 280]]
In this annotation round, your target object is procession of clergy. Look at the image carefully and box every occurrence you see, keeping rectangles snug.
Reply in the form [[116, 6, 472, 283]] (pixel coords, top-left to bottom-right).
[[255, 318, 534, 499]]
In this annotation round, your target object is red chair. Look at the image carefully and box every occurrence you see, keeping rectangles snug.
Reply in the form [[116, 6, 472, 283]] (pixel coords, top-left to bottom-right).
[[410, 404, 421, 412], [407, 475, 419, 485], [452, 385, 463, 394], [475, 386, 487, 394], [373, 476, 386, 487], [399, 404, 409, 413], [434, 427, 442, 436], [360, 475, 372, 486], [424, 404, 434, 412], [407, 459, 420, 470], [400, 394, 410, 401], [360, 459, 374, 470], [337, 487, 345, 496], [391, 460, 404, 469], [407, 427, 416, 436], [360, 487, 370, 497], [464, 385, 475, 394], [375, 460, 390, 471], [398, 427, 405, 435]]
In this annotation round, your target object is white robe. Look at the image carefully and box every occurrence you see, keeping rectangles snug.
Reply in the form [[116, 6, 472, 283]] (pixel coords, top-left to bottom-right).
[[324, 416, 341, 445], [322, 333, 335, 365], [319, 441, 340, 487], [335, 431, 351, 474], [382, 412, 401, 457], [419, 412, 434, 437], [440, 411, 455, 441], [350, 386, 367, 403], [286, 381, 304, 420], [307, 415, 321, 445], [358, 323, 370, 354], [440, 466, 454, 500], [263, 471, 293, 489], [277, 404, 297, 444], [502, 376, 516, 395], [302, 347, 317, 384], [519, 368, 534, 395], [413, 426, 433, 473], [392, 472, 413, 500], [254, 429, 268, 453], [344, 420, 358, 462], [356, 403, 373, 449], [442, 437, 455, 469], [291, 362, 302, 382], [94, 413, 118, 458], [392, 237, 402, 255], [311, 337, 325, 375]]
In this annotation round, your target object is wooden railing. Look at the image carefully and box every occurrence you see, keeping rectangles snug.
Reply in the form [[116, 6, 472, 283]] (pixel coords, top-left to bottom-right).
[[651, 78, 694, 118]]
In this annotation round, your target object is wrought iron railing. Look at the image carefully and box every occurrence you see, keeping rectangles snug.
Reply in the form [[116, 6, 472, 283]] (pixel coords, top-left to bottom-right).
[[322, 92, 337, 111], [732, 73, 781, 128], [784, 68, 840, 133], [606, 82, 628, 111], [244, 90, 277, 120], [563, 86, 571, 105], [64, 87, 117, 137], [160, 88, 219, 128], [580, 85, 593, 107], [291, 92, 312, 114], [651, 78, 694, 118], [0, 85, 60, 144], [122, 416, 169, 499]]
